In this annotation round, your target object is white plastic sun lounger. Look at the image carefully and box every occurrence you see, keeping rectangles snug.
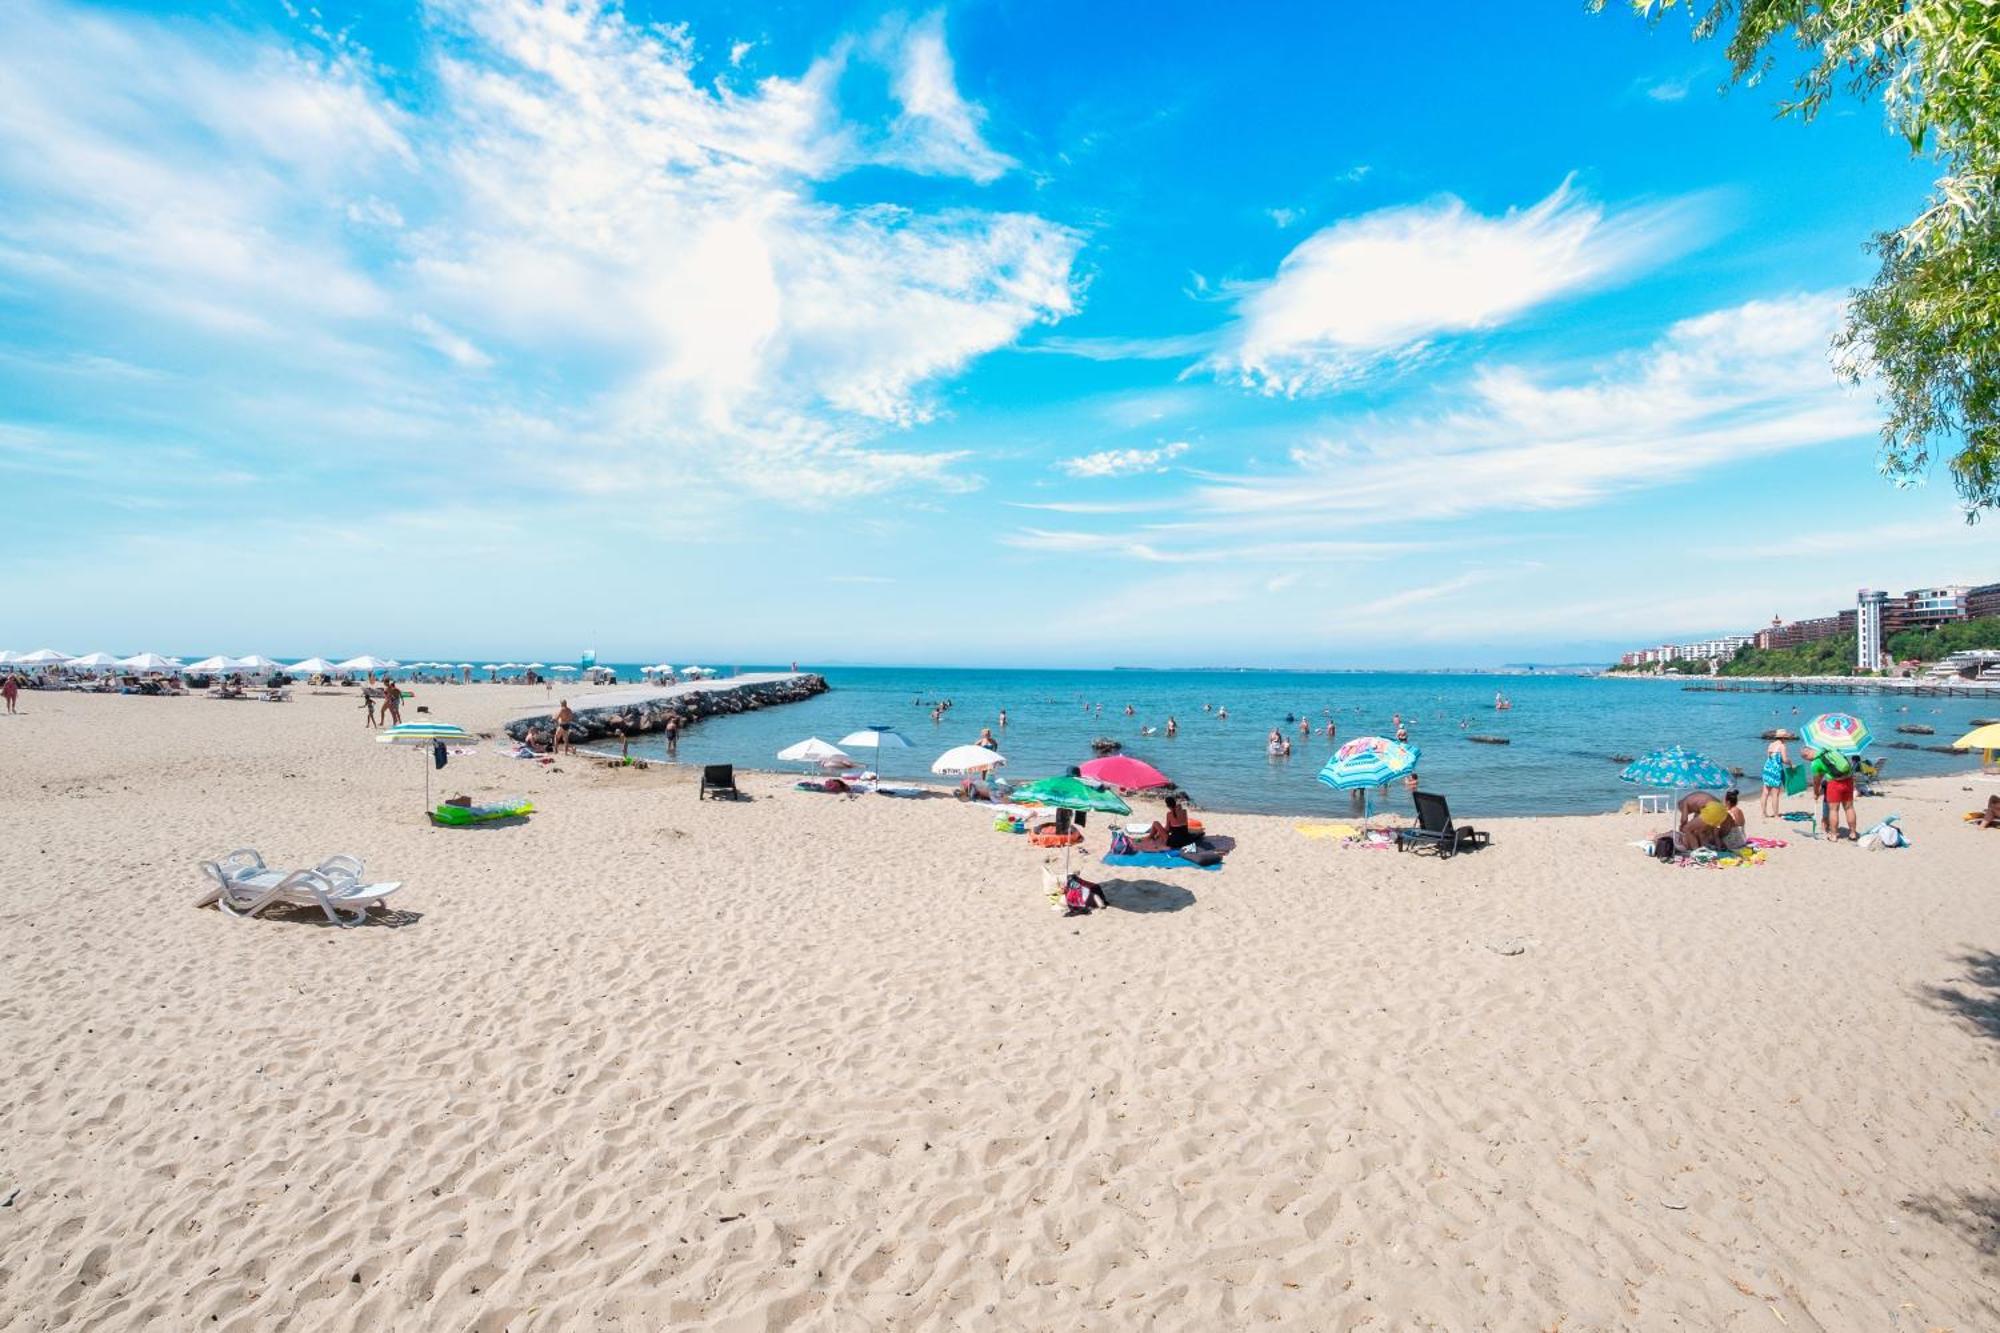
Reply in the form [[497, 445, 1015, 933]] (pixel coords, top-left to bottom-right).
[[196, 850, 403, 927]]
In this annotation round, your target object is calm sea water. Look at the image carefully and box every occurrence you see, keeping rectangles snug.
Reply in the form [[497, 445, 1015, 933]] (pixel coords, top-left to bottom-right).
[[593, 666, 1993, 818]]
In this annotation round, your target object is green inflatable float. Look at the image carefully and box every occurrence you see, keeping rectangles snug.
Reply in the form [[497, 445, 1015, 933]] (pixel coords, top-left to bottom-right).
[[430, 797, 534, 826]]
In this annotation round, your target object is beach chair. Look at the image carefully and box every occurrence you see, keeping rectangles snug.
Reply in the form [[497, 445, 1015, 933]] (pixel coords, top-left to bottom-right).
[[1396, 792, 1490, 858], [699, 764, 743, 800], [195, 850, 402, 927]]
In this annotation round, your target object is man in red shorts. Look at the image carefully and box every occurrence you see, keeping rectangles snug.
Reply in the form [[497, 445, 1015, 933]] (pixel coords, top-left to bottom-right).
[[1816, 752, 1858, 841]]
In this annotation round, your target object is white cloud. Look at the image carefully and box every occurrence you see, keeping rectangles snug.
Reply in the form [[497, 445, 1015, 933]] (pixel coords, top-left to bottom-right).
[[1643, 77, 1691, 103], [1195, 292, 1869, 523], [1266, 206, 1304, 229], [1002, 527, 1422, 566], [1206, 180, 1693, 395], [411, 314, 493, 370], [872, 10, 1015, 184], [0, 0, 1078, 507], [1054, 441, 1190, 478]]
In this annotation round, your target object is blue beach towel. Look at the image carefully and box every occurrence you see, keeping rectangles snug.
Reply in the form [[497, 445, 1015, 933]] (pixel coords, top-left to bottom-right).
[[1103, 851, 1223, 872]]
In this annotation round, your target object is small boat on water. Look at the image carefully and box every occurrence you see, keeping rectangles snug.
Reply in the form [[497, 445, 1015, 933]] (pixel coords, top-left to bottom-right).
[[1896, 724, 1936, 735], [1466, 735, 1510, 745]]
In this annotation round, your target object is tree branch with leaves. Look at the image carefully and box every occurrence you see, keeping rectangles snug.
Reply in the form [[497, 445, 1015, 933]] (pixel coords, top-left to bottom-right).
[[1596, 0, 2000, 516]]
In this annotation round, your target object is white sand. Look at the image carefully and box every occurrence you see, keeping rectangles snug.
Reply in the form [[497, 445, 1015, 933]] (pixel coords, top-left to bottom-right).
[[3, 683, 1998, 1330]]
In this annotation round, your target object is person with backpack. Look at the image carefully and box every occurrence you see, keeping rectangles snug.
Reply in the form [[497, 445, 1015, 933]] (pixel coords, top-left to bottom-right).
[[1814, 747, 1858, 840]]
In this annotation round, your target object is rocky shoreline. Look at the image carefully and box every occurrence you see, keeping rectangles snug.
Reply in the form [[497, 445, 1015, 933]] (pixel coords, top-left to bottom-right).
[[505, 673, 829, 745]]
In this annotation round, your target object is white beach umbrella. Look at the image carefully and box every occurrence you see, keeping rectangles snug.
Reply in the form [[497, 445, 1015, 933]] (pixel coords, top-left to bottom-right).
[[551, 664, 577, 672], [13, 649, 73, 667], [233, 654, 282, 672], [456, 663, 474, 670], [185, 655, 240, 674], [288, 657, 337, 674], [67, 651, 123, 670], [118, 653, 181, 673], [840, 725, 910, 776], [336, 655, 398, 673], [525, 662, 545, 670], [777, 737, 854, 769], [932, 744, 1007, 775]]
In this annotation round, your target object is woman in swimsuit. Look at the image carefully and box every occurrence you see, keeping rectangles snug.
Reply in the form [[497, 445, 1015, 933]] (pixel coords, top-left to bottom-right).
[[1760, 739, 1789, 817]]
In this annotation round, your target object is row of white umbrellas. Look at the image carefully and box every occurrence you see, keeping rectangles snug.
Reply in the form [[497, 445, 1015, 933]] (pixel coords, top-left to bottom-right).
[[0, 649, 402, 674], [776, 729, 1006, 776]]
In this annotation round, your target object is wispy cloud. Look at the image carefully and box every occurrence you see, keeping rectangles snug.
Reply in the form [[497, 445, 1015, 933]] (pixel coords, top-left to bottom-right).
[[872, 10, 1016, 183], [0, 0, 1079, 507], [1055, 441, 1189, 478], [1204, 180, 1699, 395], [1195, 292, 1867, 522], [1266, 206, 1305, 229]]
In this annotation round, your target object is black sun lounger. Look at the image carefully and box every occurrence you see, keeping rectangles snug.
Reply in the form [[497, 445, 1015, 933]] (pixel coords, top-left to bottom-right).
[[1395, 791, 1490, 858]]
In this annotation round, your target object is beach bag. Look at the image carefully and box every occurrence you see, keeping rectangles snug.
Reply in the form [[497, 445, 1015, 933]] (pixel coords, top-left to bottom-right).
[[1061, 876, 1092, 914], [1817, 749, 1852, 779], [1109, 829, 1135, 856], [1180, 845, 1223, 867], [1782, 763, 1809, 796]]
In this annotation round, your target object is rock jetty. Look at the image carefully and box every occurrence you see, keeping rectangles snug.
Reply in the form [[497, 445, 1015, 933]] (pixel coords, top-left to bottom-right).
[[506, 673, 828, 746]]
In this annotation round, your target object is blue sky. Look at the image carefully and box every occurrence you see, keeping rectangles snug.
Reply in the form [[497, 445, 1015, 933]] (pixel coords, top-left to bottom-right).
[[2, 0, 1994, 667]]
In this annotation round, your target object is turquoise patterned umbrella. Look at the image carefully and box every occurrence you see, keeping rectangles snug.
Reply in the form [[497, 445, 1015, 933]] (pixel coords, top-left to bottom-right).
[[1799, 712, 1872, 755], [1317, 736, 1421, 828], [1619, 746, 1731, 790]]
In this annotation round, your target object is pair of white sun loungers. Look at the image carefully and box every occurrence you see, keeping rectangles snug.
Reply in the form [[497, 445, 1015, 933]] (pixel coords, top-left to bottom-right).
[[195, 849, 403, 927]]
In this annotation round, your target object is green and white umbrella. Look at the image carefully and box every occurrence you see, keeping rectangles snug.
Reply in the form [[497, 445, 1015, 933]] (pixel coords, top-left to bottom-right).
[[1010, 774, 1132, 877], [378, 721, 472, 815]]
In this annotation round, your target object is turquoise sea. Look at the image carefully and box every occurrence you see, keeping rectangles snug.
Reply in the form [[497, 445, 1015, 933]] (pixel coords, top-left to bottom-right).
[[593, 666, 1996, 818]]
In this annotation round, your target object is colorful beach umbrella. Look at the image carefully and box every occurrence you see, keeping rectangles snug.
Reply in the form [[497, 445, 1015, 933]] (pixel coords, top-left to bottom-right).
[[932, 743, 1006, 775], [1799, 712, 1872, 755], [1316, 736, 1421, 790], [1619, 746, 1732, 790], [1079, 755, 1171, 790], [378, 721, 473, 815]]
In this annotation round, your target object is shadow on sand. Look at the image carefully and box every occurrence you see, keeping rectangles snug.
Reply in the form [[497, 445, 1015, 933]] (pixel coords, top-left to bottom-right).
[[1922, 949, 2000, 1043], [1100, 879, 1196, 914]]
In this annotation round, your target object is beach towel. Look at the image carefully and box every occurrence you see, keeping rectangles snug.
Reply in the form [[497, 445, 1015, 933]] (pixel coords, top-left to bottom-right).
[[1102, 850, 1223, 872]]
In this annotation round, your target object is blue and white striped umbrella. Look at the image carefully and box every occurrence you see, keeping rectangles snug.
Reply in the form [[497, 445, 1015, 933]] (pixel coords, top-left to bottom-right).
[[1316, 736, 1421, 790], [376, 722, 470, 745], [1619, 746, 1731, 790]]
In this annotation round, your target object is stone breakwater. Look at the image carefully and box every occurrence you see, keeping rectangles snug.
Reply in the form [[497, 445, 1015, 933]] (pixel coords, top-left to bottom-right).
[[505, 673, 829, 745]]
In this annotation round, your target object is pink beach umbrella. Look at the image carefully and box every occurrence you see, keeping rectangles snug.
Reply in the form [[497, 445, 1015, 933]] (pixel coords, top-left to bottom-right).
[[1078, 755, 1172, 790]]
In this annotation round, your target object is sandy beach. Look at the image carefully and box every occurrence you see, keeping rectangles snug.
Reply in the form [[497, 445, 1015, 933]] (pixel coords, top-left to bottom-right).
[[3, 683, 1998, 1331]]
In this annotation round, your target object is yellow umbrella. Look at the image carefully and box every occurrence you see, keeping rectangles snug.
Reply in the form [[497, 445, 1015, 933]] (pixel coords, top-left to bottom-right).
[[1952, 722, 2000, 767]]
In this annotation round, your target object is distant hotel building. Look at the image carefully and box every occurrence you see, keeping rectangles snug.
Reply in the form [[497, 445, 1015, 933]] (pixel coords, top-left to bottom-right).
[[1618, 576, 1997, 673], [1753, 611, 1853, 652]]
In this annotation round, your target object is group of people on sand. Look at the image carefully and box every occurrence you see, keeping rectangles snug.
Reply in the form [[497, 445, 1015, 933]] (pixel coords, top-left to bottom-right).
[[358, 683, 403, 729], [1758, 737, 1863, 840]]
